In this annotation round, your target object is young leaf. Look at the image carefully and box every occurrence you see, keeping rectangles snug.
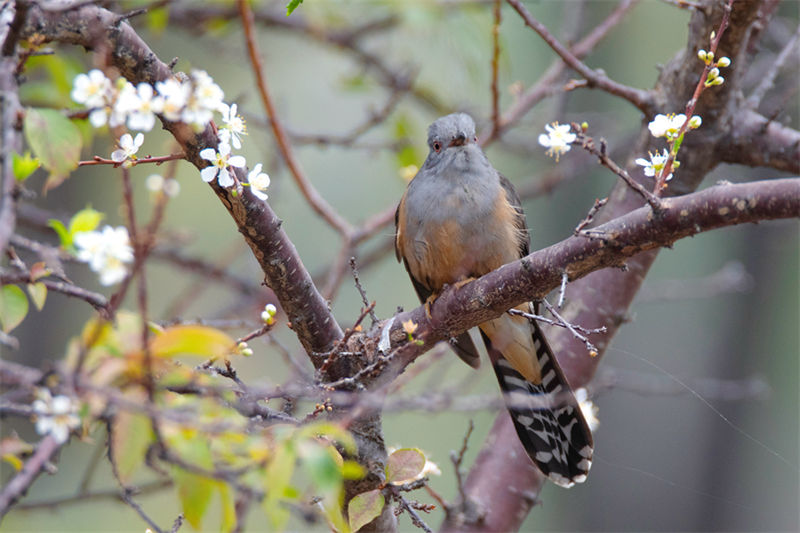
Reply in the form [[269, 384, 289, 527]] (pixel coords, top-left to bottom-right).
[[68, 207, 103, 236], [298, 441, 342, 497], [0, 285, 29, 333], [48, 219, 71, 248], [23, 108, 82, 191], [110, 403, 153, 483], [348, 489, 384, 532], [286, 0, 304, 16], [27, 283, 47, 311], [385, 448, 425, 485], [263, 441, 296, 531], [171, 438, 215, 530], [12, 151, 40, 182], [217, 482, 237, 533], [150, 325, 236, 360], [173, 466, 215, 530]]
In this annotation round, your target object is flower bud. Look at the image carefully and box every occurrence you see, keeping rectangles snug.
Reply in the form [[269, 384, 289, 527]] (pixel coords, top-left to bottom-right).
[[717, 56, 731, 67], [688, 116, 702, 129]]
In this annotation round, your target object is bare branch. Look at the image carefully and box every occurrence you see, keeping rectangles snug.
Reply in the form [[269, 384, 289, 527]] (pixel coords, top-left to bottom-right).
[[506, 0, 654, 113]]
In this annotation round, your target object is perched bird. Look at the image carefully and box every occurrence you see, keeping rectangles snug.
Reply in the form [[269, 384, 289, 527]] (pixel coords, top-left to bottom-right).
[[395, 113, 593, 487]]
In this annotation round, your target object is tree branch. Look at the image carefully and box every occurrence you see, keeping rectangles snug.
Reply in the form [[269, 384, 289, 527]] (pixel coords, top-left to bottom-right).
[[17, 1, 343, 357], [375, 178, 799, 383]]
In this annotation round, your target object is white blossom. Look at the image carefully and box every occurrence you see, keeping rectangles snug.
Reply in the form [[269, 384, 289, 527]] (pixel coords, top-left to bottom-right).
[[199, 142, 245, 187], [647, 113, 691, 140], [635, 149, 673, 182], [74, 225, 134, 286], [71, 69, 111, 108], [538, 122, 576, 161], [191, 70, 225, 111], [181, 70, 224, 129], [156, 78, 190, 122], [32, 389, 81, 444], [248, 163, 270, 201], [117, 83, 164, 131], [145, 173, 165, 192], [111, 133, 144, 165], [146, 174, 180, 197], [163, 179, 181, 197], [218, 103, 247, 149]]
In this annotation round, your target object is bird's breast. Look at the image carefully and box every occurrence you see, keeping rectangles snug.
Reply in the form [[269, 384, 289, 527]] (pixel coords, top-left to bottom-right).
[[399, 175, 520, 292]]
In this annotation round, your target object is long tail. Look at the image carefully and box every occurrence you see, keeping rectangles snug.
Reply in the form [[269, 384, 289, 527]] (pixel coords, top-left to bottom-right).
[[491, 322, 593, 488]]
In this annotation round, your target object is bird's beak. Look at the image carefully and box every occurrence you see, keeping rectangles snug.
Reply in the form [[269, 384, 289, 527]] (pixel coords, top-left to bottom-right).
[[449, 132, 468, 147]]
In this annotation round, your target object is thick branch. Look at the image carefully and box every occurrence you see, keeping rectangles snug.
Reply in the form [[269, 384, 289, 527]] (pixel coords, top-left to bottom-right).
[[375, 178, 799, 384], [0, 1, 27, 255], [18, 2, 343, 356], [720, 109, 800, 173]]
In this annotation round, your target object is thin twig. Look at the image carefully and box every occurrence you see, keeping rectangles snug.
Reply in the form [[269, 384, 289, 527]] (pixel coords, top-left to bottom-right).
[[506, 0, 652, 113], [451, 420, 474, 505], [656, 0, 734, 191], [490, 0, 502, 132], [557, 271, 568, 308], [541, 299, 599, 356], [747, 21, 800, 108], [507, 308, 606, 337], [572, 128, 662, 211], [0, 435, 63, 520], [350, 257, 379, 327], [236, 0, 352, 236], [78, 153, 184, 167], [573, 197, 609, 235]]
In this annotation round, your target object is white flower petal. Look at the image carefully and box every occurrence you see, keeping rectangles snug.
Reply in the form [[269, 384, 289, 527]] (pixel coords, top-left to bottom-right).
[[217, 170, 234, 188], [199, 148, 217, 162], [228, 155, 246, 168], [200, 166, 219, 182]]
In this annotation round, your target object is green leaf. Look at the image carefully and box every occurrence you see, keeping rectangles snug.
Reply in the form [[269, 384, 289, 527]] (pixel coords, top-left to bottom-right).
[[26, 283, 47, 311], [298, 441, 342, 497], [172, 439, 215, 530], [342, 460, 366, 480], [286, 0, 304, 15], [322, 498, 350, 533], [111, 405, 153, 483], [348, 489, 384, 532], [48, 219, 71, 248], [0, 285, 29, 333], [296, 421, 357, 455], [385, 448, 425, 485], [23, 108, 82, 192], [263, 441, 296, 531], [69, 207, 103, 236], [12, 151, 40, 182], [150, 325, 236, 360], [217, 482, 237, 533], [673, 133, 684, 154]]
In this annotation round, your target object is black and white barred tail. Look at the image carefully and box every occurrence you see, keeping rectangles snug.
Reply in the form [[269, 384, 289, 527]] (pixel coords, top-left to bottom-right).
[[492, 322, 593, 488]]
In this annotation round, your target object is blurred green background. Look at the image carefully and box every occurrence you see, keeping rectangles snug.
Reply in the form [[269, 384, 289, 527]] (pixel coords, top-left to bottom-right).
[[2, 0, 798, 531]]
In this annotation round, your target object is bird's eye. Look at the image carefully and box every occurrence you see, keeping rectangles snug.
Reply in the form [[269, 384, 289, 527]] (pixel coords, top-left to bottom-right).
[[473, 136, 478, 143], [433, 141, 442, 153]]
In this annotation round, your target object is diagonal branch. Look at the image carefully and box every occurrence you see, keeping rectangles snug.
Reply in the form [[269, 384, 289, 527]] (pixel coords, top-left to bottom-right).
[[373, 178, 800, 387], [506, 0, 653, 113]]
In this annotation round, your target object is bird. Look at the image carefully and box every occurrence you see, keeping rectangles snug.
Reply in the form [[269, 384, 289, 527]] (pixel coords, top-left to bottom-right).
[[394, 113, 593, 488]]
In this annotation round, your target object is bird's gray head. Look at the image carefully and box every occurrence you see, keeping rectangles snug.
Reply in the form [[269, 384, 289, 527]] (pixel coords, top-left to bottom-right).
[[426, 113, 477, 154]]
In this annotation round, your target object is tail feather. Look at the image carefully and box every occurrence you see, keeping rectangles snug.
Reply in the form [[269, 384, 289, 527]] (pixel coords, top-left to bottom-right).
[[491, 322, 593, 488]]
